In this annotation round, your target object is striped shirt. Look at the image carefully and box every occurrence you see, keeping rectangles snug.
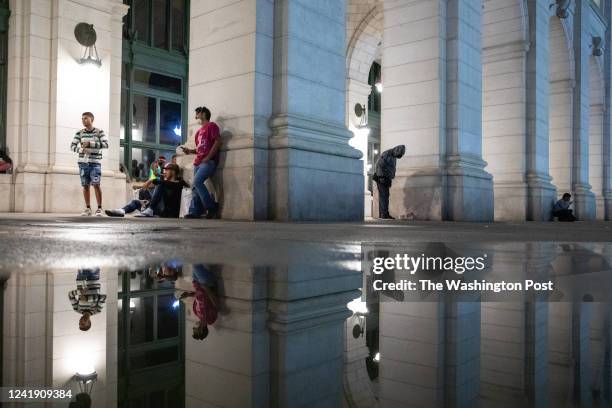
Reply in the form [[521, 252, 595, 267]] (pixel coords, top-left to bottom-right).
[[70, 128, 109, 164], [68, 277, 106, 315]]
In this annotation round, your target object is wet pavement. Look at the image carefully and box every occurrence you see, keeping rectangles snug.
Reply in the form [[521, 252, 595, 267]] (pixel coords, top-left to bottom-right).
[[1, 215, 611, 407]]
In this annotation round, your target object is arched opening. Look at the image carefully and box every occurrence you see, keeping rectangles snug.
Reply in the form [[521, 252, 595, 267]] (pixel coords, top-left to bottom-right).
[[589, 56, 605, 219], [482, 0, 529, 220], [548, 17, 574, 198], [346, 3, 383, 219]]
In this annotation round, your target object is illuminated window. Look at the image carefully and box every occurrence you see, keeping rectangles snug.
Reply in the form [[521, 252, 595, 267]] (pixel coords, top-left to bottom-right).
[[121, 0, 189, 179]]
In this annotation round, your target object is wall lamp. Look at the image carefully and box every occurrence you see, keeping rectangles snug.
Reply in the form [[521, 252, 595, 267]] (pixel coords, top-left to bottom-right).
[[73, 370, 97, 395], [354, 103, 368, 128], [74, 23, 102, 67]]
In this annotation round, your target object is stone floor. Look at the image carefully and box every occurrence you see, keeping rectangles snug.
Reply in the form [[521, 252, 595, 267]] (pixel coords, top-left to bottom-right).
[[0, 213, 609, 273]]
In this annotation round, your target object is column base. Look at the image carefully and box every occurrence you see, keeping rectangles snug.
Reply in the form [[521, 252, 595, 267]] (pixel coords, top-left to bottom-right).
[[12, 165, 127, 213], [492, 181, 528, 221], [526, 173, 557, 221], [573, 184, 597, 221], [604, 190, 612, 221], [389, 156, 494, 222], [446, 155, 494, 222], [269, 115, 364, 221]]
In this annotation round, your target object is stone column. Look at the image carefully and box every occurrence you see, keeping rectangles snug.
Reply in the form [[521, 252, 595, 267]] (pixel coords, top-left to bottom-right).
[[525, 0, 557, 221], [347, 79, 372, 218], [572, 0, 597, 220], [6, 0, 127, 213], [603, 7, 612, 220], [381, 0, 493, 221], [268, 0, 363, 221], [187, 0, 272, 220]]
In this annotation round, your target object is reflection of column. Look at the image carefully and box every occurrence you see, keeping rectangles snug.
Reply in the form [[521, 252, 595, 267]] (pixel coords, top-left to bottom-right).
[[548, 302, 572, 406], [379, 300, 481, 408], [6, 0, 128, 212], [347, 79, 373, 218], [2, 269, 114, 407], [267, 262, 360, 407], [183, 265, 270, 407], [572, 302, 592, 406]]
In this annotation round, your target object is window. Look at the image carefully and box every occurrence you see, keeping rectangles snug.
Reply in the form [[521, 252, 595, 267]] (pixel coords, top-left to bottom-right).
[[124, 0, 187, 53], [0, 1, 9, 152], [121, 0, 189, 178]]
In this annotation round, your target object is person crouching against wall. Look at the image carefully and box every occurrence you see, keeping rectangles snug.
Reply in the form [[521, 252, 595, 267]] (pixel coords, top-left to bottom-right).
[[373, 145, 405, 219]]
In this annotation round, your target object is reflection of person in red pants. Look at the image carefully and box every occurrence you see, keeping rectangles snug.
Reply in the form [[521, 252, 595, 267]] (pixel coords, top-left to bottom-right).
[[180, 264, 218, 340]]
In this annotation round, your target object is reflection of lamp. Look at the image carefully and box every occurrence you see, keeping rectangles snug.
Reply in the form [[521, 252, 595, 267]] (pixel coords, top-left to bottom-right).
[[74, 23, 102, 67], [73, 362, 97, 395], [347, 296, 368, 339]]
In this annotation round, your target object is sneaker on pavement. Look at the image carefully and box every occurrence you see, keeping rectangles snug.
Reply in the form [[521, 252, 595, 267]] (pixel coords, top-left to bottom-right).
[[105, 209, 125, 217], [81, 208, 92, 216], [95, 208, 103, 217], [137, 207, 154, 217]]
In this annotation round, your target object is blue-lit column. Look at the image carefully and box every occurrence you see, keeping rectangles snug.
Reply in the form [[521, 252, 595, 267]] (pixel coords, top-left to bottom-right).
[[268, 0, 364, 221], [572, 0, 597, 220], [525, 0, 557, 221]]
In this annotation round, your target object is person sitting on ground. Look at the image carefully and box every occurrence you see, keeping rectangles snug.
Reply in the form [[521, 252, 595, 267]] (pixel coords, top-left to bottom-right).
[[553, 193, 576, 222], [106, 163, 188, 218], [68, 268, 106, 331], [0, 149, 13, 173], [179, 264, 218, 340]]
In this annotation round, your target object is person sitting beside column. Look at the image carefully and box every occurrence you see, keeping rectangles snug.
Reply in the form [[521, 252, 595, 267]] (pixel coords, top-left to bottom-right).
[[552, 193, 576, 222], [372, 145, 405, 219], [105, 163, 188, 218]]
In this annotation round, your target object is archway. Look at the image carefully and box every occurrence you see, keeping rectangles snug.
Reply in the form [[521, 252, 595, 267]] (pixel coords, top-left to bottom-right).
[[346, 2, 383, 218]]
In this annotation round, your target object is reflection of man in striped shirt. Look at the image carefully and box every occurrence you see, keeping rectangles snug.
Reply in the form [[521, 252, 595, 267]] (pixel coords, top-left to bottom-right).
[[68, 268, 106, 331]]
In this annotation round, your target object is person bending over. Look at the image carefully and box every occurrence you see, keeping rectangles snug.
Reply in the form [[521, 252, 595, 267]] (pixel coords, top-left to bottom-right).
[[106, 164, 188, 218]]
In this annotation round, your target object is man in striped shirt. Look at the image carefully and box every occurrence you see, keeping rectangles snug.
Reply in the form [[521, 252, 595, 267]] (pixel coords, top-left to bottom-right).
[[68, 268, 106, 331], [70, 112, 109, 216]]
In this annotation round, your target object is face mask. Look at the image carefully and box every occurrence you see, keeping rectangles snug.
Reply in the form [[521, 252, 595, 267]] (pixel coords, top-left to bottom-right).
[[197, 118, 203, 125]]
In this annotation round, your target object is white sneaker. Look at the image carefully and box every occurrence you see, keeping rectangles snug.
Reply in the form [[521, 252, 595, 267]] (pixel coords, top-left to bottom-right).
[[135, 207, 154, 217], [81, 208, 92, 216], [95, 208, 103, 217]]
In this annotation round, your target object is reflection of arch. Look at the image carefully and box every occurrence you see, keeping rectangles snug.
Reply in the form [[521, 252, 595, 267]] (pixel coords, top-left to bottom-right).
[[589, 56, 605, 219], [346, 4, 383, 83], [549, 17, 575, 194], [482, 0, 529, 221]]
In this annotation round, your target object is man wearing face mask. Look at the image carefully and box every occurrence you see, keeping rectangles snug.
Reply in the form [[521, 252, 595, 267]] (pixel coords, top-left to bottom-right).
[[181, 106, 222, 219], [373, 145, 405, 219]]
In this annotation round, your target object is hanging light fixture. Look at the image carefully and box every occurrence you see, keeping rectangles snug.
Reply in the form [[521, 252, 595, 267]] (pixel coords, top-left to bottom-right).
[[74, 23, 102, 67]]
